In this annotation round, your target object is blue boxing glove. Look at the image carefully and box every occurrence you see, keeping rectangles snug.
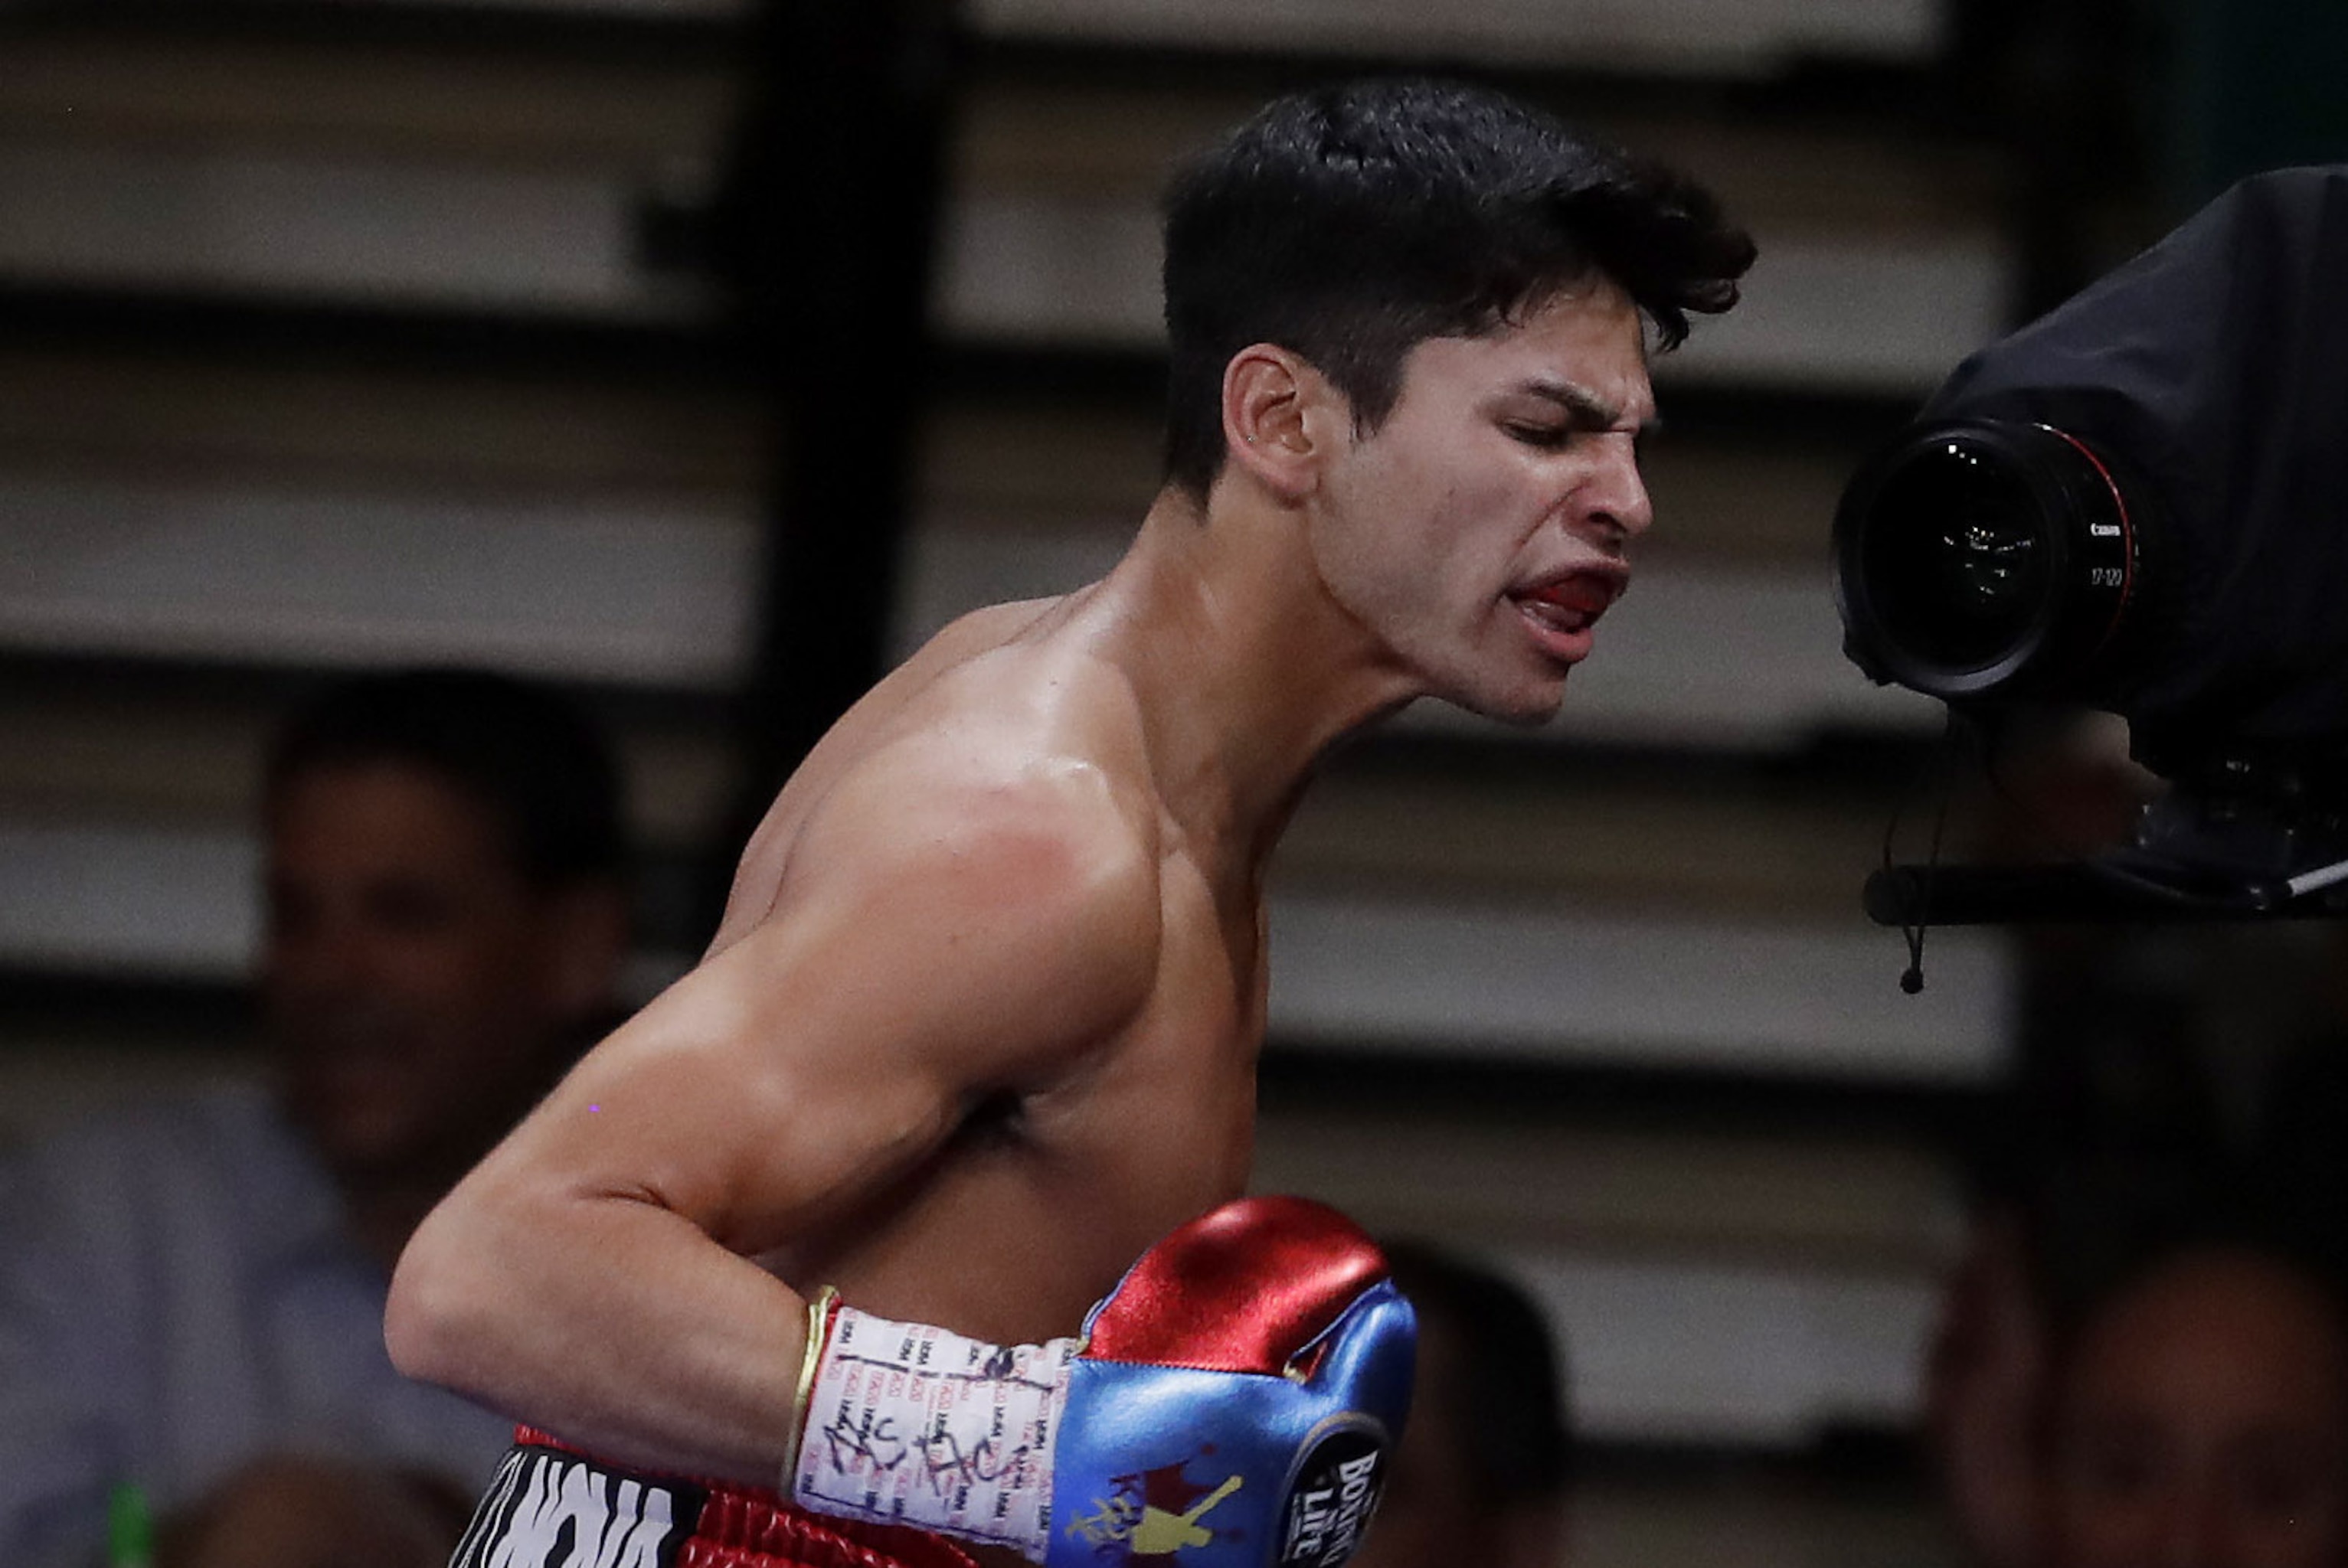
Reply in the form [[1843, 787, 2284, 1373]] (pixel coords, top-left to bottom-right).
[[786, 1195, 1416, 1567]]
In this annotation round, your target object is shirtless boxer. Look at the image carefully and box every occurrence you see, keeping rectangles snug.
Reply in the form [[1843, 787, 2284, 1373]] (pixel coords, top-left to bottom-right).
[[386, 77, 1752, 1568]]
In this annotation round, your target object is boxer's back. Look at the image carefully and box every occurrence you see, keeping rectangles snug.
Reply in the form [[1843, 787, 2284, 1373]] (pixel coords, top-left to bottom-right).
[[705, 593, 1264, 1347]]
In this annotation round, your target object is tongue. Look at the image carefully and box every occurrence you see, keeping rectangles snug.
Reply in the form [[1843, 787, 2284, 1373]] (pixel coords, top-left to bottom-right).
[[1520, 598, 1584, 632], [1523, 577, 1614, 618]]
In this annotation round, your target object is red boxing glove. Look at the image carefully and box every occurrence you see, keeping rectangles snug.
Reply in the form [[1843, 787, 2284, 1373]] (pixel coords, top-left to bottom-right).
[[1082, 1195, 1396, 1374], [790, 1197, 1418, 1567]]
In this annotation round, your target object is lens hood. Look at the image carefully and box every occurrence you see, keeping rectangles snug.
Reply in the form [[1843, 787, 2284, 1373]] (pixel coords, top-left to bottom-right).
[[1833, 419, 2163, 705]]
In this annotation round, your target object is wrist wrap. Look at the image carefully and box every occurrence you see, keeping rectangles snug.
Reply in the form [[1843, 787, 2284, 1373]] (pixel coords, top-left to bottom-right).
[[790, 1305, 1078, 1559]]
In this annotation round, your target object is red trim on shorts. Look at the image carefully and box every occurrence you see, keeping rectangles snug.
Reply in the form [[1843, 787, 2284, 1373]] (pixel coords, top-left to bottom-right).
[[515, 1427, 981, 1568]]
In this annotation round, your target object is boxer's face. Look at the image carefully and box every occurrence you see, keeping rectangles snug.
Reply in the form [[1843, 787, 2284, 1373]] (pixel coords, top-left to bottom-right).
[[2049, 1252, 2348, 1568], [1312, 277, 1653, 724], [263, 760, 597, 1184]]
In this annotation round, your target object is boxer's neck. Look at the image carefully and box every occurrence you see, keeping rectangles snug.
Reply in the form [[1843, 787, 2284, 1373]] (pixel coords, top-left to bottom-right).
[[1080, 485, 1419, 873]]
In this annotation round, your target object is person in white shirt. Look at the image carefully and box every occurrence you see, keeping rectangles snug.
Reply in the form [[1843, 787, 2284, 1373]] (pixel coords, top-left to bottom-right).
[[0, 668, 631, 1568]]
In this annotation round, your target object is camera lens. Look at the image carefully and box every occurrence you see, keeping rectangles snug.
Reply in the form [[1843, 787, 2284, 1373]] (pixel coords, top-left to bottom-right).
[[1867, 443, 2049, 669], [1835, 420, 2152, 703]]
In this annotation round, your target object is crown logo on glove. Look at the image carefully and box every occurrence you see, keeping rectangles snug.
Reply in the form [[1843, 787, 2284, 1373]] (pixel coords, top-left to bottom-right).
[[1064, 1457, 1244, 1560]]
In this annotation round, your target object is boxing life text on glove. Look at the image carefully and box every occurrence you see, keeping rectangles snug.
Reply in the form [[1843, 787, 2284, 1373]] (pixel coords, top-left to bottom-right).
[[785, 1195, 1415, 1568]]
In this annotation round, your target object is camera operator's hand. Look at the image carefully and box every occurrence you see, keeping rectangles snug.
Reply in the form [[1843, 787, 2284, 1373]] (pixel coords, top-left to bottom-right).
[[158, 1452, 474, 1568]]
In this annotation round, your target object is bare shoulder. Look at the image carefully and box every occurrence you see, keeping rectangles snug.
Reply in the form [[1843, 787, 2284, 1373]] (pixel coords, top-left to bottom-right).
[[712, 594, 1100, 946], [798, 730, 1159, 906], [797, 622, 1156, 874], [769, 648, 1167, 1050]]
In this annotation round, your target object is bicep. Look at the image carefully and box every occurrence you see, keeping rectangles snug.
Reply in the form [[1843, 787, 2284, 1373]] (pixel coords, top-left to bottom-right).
[[474, 799, 1158, 1256]]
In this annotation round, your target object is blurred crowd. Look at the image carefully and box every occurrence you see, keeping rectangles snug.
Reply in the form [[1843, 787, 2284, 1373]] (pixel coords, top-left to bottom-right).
[[6, 675, 2348, 1568], [1929, 711, 2348, 1568], [0, 670, 631, 1568]]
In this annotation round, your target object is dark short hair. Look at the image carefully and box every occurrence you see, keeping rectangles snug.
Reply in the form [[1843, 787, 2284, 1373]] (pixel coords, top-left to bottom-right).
[[266, 667, 626, 888], [1159, 76, 1755, 502], [2016, 1165, 2348, 1386], [1385, 1240, 1571, 1501]]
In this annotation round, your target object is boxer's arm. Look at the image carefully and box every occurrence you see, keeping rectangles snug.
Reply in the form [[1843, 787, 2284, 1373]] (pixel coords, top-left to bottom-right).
[[386, 757, 1158, 1485]]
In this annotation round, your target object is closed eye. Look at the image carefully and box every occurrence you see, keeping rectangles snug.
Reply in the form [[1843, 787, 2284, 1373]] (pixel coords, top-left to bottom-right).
[[1504, 422, 1575, 450]]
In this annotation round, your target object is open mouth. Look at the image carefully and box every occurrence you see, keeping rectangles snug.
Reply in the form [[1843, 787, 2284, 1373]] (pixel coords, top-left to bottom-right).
[[1510, 571, 1624, 660], [1519, 574, 1616, 628]]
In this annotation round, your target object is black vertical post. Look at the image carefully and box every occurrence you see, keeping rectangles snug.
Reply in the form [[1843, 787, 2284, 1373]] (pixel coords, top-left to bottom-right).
[[1949, 0, 2164, 319], [2168, 0, 2348, 204], [701, 0, 962, 930]]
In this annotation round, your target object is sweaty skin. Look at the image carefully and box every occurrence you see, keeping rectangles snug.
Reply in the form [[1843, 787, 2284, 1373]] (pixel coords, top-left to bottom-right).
[[385, 283, 1654, 1556]]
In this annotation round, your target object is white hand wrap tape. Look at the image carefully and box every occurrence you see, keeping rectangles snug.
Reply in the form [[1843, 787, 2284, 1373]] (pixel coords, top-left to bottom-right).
[[793, 1306, 1078, 1558]]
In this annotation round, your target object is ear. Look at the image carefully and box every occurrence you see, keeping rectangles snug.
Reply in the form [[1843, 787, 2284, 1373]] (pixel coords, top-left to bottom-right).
[[1219, 344, 1348, 504], [534, 880, 630, 1018]]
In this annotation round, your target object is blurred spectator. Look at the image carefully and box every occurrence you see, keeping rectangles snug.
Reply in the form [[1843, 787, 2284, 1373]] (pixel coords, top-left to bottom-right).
[[1930, 1172, 2348, 1568], [1925, 1208, 2048, 1568], [1357, 1242, 1571, 1568], [2252, 924, 2348, 1284], [1915, 710, 2348, 1568], [0, 668, 631, 1568], [1926, 1160, 2266, 1568], [1925, 1040, 2229, 1568], [1926, 707, 2230, 1568], [2042, 1233, 2348, 1568]]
